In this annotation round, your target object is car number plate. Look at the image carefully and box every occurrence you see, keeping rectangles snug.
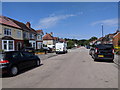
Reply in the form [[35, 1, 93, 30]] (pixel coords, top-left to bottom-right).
[[28, 50, 32, 52], [98, 55, 104, 57]]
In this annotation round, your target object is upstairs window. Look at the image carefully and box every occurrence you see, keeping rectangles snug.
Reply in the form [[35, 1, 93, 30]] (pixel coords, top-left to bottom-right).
[[17, 31, 21, 38], [4, 28, 11, 36], [30, 33, 34, 39], [37, 35, 42, 40]]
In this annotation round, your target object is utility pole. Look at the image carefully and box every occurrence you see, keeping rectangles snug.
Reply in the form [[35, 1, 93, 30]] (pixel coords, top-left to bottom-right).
[[101, 24, 104, 44], [101, 24, 104, 37]]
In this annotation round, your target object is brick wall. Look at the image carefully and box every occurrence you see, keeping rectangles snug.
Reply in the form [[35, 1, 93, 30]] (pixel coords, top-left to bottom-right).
[[113, 32, 120, 46]]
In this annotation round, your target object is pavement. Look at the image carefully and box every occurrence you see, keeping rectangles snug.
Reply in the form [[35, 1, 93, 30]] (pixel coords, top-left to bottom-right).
[[2, 47, 118, 88], [114, 55, 120, 66]]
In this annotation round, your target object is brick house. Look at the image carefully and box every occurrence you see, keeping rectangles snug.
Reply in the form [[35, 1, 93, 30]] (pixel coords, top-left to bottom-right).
[[43, 32, 59, 46], [113, 31, 120, 46], [36, 30, 44, 49], [0, 16, 23, 51], [43, 32, 55, 45], [0, 16, 43, 51]]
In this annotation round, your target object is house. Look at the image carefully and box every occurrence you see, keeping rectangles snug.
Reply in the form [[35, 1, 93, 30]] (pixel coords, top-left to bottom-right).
[[113, 30, 120, 46], [0, 16, 23, 51], [0, 16, 43, 51], [59, 38, 66, 43], [94, 37, 104, 45], [94, 30, 120, 46], [102, 34, 114, 44], [43, 32, 55, 45], [36, 30, 44, 49], [89, 40, 97, 45]]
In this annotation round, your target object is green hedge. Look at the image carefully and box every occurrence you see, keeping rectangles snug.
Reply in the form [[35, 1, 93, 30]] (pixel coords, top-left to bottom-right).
[[0, 49, 4, 53], [35, 49, 45, 52], [114, 46, 120, 55]]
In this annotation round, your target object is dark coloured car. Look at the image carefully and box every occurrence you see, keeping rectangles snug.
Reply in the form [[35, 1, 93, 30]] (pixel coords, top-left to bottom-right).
[[22, 47, 35, 54], [89, 44, 114, 61], [0, 51, 41, 76], [86, 45, 90, 49]]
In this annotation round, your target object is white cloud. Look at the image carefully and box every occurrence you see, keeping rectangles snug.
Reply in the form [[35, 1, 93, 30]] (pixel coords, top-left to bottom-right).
[[36, 14, 77, 29], [91, 18, 118, 26]]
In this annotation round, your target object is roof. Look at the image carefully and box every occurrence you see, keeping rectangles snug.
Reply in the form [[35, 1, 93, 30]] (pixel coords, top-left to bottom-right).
[[0, 16, 37, 34], [36, 30, 44, 34], [53, 37, 58, 40], [43, 33, 54, 40], [113, 31, 120, 38], [59, 39, 66, 42], [0, 16, 21, 29], [97, 37, 104, 41]]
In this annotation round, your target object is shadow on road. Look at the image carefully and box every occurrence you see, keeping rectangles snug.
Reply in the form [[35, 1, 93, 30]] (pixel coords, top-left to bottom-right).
[[1, 64, 43, 78], [94, 60, 114, 63]]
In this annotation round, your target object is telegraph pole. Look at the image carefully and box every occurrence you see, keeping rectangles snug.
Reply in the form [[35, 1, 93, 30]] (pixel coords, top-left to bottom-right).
[[101, 24, 104, 37]]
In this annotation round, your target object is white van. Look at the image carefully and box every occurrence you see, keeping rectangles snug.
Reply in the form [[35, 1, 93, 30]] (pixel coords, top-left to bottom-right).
[[55, 42, 67, 54]]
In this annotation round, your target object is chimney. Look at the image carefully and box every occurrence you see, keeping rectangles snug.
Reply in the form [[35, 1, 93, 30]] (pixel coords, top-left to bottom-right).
[[26, 22, 31, 28], [50, 32, 53, 36]]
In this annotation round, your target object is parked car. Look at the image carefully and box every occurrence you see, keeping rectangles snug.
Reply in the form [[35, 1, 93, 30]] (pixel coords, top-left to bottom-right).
[[43, 47, 52, 53], [89, 44, 114, 61], [0, 51, 41, 76], [86, 45, 90, 49], [22, 47, 35, 54]]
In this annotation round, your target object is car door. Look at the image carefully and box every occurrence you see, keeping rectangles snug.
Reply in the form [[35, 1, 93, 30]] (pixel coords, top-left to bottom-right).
[[10, 52, 24, 70], [21, 52, 36, 68]]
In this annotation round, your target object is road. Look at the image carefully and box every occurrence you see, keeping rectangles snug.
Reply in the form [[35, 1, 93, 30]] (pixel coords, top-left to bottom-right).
[[2, 47, 118, 88]]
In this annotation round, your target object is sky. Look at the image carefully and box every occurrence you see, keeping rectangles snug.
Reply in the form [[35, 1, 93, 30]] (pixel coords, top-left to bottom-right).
[[2, 2, 118, 40]]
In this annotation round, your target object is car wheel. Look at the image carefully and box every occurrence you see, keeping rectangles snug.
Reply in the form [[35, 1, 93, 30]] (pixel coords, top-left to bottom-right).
[[94, 59, 97, 61], [10, 66, 18, 76], [36, 60, 40, 66]]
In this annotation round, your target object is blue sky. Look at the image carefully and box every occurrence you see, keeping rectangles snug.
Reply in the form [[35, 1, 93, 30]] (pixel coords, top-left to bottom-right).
[[2, 2, 118, 39]]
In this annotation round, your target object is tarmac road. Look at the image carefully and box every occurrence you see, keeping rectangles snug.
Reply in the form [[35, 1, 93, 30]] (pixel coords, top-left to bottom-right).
[[2, 47, 118, 88]]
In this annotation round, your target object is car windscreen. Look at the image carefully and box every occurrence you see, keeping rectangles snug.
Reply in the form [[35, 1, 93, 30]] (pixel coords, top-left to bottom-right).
[[96, 44, 113, 49]]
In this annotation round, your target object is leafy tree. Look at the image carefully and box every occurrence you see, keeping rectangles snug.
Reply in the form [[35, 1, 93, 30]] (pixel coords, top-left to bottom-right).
[[67, 40, 75, 49], [23, 39, 31, 47], [89, 36, 98, 42]]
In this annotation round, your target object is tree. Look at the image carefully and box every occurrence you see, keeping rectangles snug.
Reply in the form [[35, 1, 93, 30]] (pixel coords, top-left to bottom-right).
[[23, 39, 31, 47], [67, 40, 75, 49], [89, 37, 98, 42]]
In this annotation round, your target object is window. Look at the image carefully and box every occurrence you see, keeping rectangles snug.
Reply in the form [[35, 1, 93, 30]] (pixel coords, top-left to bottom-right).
[[3, 41, 7, 50], [23, 32, 29, 39], [9, 41, 13, 50], [12, 52, 20, 59], [22, 52, 33, 57], [4, 28, 11, 36], [2, 40, 14, 51], [37, 35, 42, 40], [23, 32, 27, 38], [17, 31, 21, 38], [30, 33, 34, 39], [33, 43, 35, 48]]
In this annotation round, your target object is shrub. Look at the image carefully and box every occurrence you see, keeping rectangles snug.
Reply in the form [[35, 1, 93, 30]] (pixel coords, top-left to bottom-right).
[[36, 49, 45, 52]]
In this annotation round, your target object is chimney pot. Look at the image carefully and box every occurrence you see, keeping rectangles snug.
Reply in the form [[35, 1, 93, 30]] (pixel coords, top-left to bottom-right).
[[26, 22, 31, 28]]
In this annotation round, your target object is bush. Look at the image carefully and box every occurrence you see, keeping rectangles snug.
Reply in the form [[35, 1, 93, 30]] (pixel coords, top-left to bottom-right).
[[36, 49, 45, 52], [0, 49, 4, 53], [114, 46, 120, 55]]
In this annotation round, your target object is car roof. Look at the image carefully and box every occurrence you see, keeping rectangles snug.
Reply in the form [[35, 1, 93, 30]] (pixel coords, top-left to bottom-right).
[[3, 51, 29, 53]]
